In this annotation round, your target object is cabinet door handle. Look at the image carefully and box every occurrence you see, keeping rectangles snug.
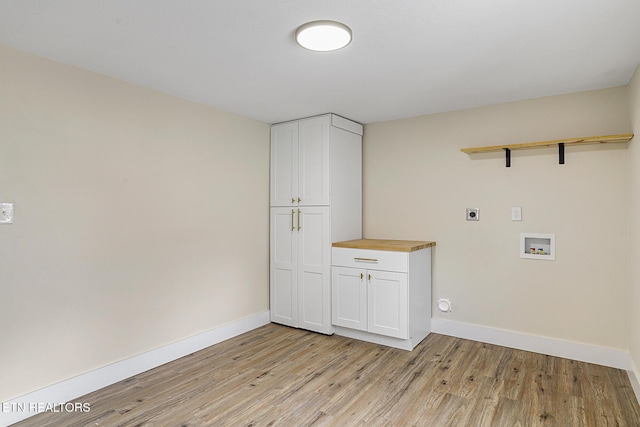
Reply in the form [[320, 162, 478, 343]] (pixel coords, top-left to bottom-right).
[[291, 209, 295, 231], [297, 209, 301, 231], [368, 274, 372, 281], [360, 272, 364, 280], [354, 257, 378, 263], [291, 197, 295, 204], [298, 197, 302, 203]]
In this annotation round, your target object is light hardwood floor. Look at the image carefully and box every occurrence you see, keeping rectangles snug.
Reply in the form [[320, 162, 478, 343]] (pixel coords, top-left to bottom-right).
[[14, 323, 640, 426]]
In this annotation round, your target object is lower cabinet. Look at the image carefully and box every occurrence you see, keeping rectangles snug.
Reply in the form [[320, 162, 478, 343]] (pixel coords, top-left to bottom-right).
[[332, 267, 408, 339], [270, 206, 332, 334], [331, 245, 432, 350]]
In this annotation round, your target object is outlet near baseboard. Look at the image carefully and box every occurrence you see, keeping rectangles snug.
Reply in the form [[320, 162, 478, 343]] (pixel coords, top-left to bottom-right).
[[437, 298, 452, 313]]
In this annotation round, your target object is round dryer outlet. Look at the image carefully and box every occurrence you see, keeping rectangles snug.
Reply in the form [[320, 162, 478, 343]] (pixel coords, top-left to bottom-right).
[[437, 298, 452, 313]]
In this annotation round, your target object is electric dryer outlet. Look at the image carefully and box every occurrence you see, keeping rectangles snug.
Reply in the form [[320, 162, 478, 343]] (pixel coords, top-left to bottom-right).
[[466, 208, 479, 221]]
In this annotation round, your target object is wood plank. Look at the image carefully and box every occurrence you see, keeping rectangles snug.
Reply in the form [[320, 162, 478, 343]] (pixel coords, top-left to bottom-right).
[[460, 133, 633, 154], [13, 324, 640, 426], [332, 238, 436, 252]]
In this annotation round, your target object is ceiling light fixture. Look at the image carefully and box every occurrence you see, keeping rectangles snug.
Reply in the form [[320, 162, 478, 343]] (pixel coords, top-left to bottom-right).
[[295, 20, 352, 52]]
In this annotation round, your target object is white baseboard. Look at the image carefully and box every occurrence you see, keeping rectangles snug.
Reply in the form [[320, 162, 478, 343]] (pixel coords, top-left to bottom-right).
[[431, 318, 631, 370], [334, 326, 426, 351], [629, 358, 640, 406], [1, 311, 270, 427]]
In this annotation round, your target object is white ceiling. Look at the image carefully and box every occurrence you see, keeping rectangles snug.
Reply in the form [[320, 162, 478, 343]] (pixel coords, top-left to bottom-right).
[[1, 0, 639, 124]]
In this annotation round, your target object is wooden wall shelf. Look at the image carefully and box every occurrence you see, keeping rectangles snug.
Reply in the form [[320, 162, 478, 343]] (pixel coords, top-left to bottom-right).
[[461, 133, 633, 167]]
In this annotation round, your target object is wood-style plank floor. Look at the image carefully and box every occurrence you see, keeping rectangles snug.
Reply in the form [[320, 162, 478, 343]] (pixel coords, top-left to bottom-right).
[[14, 323, 640, 426]]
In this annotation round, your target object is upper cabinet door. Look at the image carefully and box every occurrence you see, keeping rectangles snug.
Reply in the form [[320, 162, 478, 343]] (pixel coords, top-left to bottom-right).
[[270, 122, 299, 206], [271, 116, 331, 207], [298, 116, 330, 206]]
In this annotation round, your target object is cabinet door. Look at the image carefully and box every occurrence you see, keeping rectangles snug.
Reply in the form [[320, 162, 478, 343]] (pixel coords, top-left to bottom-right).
[[270, 207, 298, 327], [270, 122, 299, 206], [297, 206, 332, 334], [367, 271, 408, 339], [332, 266, 367, 331], [298, 116, 330, 206]]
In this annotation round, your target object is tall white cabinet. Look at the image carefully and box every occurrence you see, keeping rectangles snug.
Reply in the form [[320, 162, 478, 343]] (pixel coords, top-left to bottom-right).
[[270, 114, 362, 335]]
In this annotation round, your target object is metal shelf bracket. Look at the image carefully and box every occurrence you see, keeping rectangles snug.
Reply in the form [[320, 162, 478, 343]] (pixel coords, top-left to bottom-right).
[[503, 148, 511, 167]]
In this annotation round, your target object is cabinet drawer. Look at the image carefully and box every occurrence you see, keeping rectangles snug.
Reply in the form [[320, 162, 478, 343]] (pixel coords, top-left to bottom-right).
[[332, 247, 408, 272]]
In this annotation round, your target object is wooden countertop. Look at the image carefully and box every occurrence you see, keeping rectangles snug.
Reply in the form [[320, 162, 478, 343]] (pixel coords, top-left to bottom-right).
[[332, 239, 436, 252]]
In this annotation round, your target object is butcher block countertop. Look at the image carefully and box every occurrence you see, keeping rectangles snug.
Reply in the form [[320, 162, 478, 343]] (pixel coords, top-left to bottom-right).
[[332, 239, 436, 252]]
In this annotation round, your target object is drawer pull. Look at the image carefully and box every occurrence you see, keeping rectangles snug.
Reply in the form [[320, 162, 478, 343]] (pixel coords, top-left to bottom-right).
[[354, 257, 378, 263]]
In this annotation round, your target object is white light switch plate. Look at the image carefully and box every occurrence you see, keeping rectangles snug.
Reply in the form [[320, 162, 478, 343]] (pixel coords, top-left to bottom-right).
[[1, 203, 14, 224], [511, 206, 522, 221]]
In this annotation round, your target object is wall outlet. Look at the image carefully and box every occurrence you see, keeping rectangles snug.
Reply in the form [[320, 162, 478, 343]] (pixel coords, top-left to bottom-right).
[[437, 298, 452, 313], [466, 208, 479, 221], [0, 203, 14, 224]]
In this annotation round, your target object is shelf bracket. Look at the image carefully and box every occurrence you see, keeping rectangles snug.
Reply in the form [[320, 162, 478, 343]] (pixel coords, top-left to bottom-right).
[[503, 148, 511, 167], [558, 142, 565, 165]]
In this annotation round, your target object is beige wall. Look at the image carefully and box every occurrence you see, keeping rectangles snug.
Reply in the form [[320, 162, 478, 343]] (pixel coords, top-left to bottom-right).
[[363, 87, 631, 349], [0, 45, 270, 401], [629, 66, 640, 373]]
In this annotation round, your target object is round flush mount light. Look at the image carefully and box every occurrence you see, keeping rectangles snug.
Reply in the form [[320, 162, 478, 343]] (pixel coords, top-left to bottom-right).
[[295, 20, 352, 52]]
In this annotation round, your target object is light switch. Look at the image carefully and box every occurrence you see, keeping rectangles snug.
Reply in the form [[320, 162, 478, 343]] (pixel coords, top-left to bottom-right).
[[1, 203, 14, 224], [511, 206, 522, 221]]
